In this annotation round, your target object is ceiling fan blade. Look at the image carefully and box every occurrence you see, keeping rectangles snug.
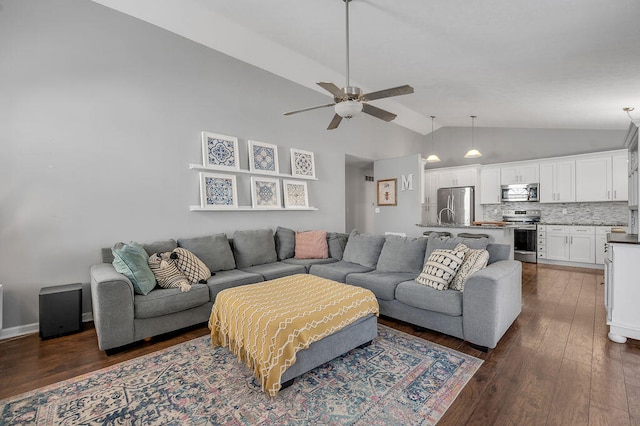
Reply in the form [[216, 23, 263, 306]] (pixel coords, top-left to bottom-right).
[[361, 85, 414, 102], [284, 103, 335, 116], [362, 103, 397, 122], [317, 82, 344, 99], [327, 114, 343, 130]]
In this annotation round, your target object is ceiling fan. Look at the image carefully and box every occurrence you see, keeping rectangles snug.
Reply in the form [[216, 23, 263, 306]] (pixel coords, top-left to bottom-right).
[[283, 0, 414, 130]]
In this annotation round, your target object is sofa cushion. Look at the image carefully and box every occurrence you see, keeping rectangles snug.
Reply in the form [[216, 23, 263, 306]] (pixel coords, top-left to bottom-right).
[[450, 248, 490, 291], [395, 280, 463, 316], [415, 245, 466, 290], [327, 232, 349, 260], [309, 261, 374, 283], [282, 257, 338, 273], [424, 234, 489, 264], [134, 283, 210, 319], [275, 226, 296, 260], [486, 243, 510, 264], [233, 229, 277, 268], [346, 271, 419, 301], [142, 239, 178, 257], [112, 242, 157, 295], [206, 269, 264, 301], [240, 262, 306, 281], [342, 230, 386, 268], [177, 234, 236, 272], [376, 236, 428, 273], [295, 230, 329, 259]]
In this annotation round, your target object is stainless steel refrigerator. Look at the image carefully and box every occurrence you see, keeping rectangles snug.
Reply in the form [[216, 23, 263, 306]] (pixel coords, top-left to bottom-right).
[[436, 187, 475, 226]]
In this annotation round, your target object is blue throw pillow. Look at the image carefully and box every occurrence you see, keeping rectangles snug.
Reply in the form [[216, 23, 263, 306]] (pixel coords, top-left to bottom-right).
[[112, 242, 157, 295]]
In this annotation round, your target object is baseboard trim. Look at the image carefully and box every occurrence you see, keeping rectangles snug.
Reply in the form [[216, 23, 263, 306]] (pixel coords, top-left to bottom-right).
[[0, 323, 39, 341], [0, 312, 94, 341]]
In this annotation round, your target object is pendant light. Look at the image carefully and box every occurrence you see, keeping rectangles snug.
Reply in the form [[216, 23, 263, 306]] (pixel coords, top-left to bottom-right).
[[464, 115, 482, 159], [425, 116, 441, 163]]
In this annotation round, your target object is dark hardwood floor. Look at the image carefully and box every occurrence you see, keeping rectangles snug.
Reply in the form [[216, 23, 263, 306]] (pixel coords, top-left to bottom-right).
[[1, 263, 639, 424]]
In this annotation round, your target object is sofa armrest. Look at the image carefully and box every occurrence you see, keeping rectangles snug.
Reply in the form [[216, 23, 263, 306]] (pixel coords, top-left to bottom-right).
[[462, 260, 522, 349], [90, 263, 136, 351]]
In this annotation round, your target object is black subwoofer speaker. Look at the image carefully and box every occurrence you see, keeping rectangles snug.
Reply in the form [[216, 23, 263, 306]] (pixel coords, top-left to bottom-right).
[[39, 283, 82, 339]]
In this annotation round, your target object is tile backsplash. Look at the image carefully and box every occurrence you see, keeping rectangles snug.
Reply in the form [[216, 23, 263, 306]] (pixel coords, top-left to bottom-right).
[[482, 201, 628, 225]]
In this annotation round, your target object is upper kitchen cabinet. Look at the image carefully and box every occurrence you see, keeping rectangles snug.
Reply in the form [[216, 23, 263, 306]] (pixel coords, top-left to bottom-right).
[[480, 166, 501, 204], [436, 165, 479, 188], [501, 162, 539, 185], [423, 170, 438, 205], [539, 160, 575, 203], [575, 151, 628, 202]]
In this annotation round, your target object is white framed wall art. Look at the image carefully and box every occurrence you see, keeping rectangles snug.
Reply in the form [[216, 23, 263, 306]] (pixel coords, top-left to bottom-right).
[[199, 172, 238, 209], [250, 176, 282, 209], [248, 140, 279, 175], [201, 131, 240, 171], [283, 179, 309, 209], [290, 148, 316, 179]]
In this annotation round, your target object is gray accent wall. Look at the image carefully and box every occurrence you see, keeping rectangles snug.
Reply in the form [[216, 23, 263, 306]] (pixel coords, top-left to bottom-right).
[[0, 0, 425, 330], [373, 154, 423, 237], [425, 127, 627, 168]]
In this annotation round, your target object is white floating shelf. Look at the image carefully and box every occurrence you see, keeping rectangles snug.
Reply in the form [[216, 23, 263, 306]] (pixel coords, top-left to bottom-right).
[[189, 164, 318, 180], [190, 206, 318, 212]]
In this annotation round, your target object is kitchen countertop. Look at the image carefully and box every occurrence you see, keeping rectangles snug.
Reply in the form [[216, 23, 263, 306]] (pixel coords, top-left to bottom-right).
[[539, 222, 627, 226], [607, 233, 640, 244], [416, 223, 509, 229]]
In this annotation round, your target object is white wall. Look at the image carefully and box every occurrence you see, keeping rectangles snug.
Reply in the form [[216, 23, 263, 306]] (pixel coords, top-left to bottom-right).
[[0, 0, 425, 330], [345, 163, 374, 233]]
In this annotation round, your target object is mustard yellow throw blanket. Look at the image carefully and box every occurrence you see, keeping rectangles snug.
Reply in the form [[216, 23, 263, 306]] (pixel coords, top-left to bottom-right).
[[208, 274, 379, 396]]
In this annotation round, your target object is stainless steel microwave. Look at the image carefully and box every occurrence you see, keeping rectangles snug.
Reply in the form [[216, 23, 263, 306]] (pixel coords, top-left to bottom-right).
[[501, 183, 539, 202]]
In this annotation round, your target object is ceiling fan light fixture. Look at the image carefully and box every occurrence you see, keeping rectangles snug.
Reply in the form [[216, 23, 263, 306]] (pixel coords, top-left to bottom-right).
[[335, 100, 363, 119]]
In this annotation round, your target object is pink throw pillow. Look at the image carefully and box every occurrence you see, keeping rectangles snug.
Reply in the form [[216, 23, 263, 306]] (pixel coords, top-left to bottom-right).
[[295, 230, 329, 259]]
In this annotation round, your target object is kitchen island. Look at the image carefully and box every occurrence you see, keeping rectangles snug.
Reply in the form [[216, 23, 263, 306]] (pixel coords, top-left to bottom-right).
[[416, 223, 515, 260]]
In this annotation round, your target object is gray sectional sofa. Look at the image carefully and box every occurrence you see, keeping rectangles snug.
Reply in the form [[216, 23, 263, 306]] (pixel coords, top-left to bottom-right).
[[90, 228, 521, 352]]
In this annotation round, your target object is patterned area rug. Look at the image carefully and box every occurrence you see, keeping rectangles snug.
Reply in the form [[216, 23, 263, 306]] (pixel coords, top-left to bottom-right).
[[0, 325, 482, 425]]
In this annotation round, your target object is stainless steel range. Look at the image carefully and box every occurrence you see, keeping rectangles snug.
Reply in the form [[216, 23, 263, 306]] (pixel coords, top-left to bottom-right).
[[502, 209, 541, 263]]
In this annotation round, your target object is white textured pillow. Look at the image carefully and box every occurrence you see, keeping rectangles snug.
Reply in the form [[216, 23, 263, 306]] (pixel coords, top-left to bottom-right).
[[415, 245, 467, 290], [450, 248, 490, 291]]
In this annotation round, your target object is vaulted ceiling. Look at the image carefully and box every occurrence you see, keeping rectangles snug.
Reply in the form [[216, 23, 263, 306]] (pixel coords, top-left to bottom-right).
[[93, 0, 640, 135]]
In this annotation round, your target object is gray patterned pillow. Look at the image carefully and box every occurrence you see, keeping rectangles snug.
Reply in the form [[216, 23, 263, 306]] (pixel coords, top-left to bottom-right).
[[450, 248, 490, 291], [415, 244, 466, 290]]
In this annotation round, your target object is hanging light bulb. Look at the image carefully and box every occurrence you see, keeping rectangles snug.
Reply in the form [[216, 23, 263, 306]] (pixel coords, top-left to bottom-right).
[[426, 116, 441, 163], [464, 115, 483, 159]]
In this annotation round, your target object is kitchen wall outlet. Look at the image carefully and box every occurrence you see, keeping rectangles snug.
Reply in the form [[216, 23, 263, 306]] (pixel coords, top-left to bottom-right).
[[375, 207, 380, 214], [562, 208, 567, 214]]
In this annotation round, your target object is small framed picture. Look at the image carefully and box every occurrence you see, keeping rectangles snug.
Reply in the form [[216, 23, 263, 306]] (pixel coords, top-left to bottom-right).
[[199, 172, 238, 209], [201, 131, 240, 171], [248, 140, 279, 175], [250, 176, 282, 209], [377, 178, 397, 206], [283, 179, 309, 209], [290, 148, 316, 179]]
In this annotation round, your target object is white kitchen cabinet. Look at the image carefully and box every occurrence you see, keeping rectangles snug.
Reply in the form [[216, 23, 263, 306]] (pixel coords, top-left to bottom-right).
[[539, 160, 575, 203], [542, 225, 595, 263], [612, 153, 628, 201], [605, 241, 640, 343], [480, 167, 501, 204], [437, 166, 477, 188], [423, 170, 438, 205], [575, 153, 628, 202], [501, 162, 539, 185], [576, 156, 611, 202]]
